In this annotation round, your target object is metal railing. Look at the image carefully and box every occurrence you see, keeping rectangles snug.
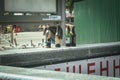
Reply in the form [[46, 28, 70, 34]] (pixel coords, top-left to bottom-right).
[[0, 66, 119, 80]]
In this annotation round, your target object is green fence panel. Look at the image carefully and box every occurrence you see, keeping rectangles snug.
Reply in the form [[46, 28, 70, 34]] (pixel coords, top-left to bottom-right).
[[74, 0, 120, 45]]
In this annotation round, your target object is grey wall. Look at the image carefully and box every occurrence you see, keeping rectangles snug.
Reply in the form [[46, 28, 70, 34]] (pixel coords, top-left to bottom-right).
[[0, 0, 4, 15], [0, 42, 120, 67]]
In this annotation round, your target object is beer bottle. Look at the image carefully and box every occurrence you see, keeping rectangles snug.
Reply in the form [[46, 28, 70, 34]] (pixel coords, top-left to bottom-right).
[[66, 26, 71, 47]]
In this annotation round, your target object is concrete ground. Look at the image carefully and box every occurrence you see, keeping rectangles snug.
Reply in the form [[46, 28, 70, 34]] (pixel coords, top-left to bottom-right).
[[0, 32, 47, 51], [15, 32, 43, 46]]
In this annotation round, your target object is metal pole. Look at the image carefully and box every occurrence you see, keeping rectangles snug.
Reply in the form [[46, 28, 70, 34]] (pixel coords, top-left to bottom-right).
[[11, 26, 14, 44], [61, 0, 66, 46], [0, 25, 1, 44]]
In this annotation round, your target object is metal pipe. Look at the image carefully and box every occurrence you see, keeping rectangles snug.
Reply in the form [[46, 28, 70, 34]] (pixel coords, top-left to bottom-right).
[[61, 0, 66, 46]]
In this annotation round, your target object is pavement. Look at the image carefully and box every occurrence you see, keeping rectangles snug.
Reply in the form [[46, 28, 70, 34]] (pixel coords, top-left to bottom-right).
[[0, 32, 45, 51]]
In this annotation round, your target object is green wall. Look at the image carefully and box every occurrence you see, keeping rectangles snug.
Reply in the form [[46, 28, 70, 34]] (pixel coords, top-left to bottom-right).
[[74, 0, 120, 45]]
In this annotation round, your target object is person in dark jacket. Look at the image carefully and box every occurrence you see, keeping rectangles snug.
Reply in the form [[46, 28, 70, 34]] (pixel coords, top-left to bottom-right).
[[55, 24, 63, 47]]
